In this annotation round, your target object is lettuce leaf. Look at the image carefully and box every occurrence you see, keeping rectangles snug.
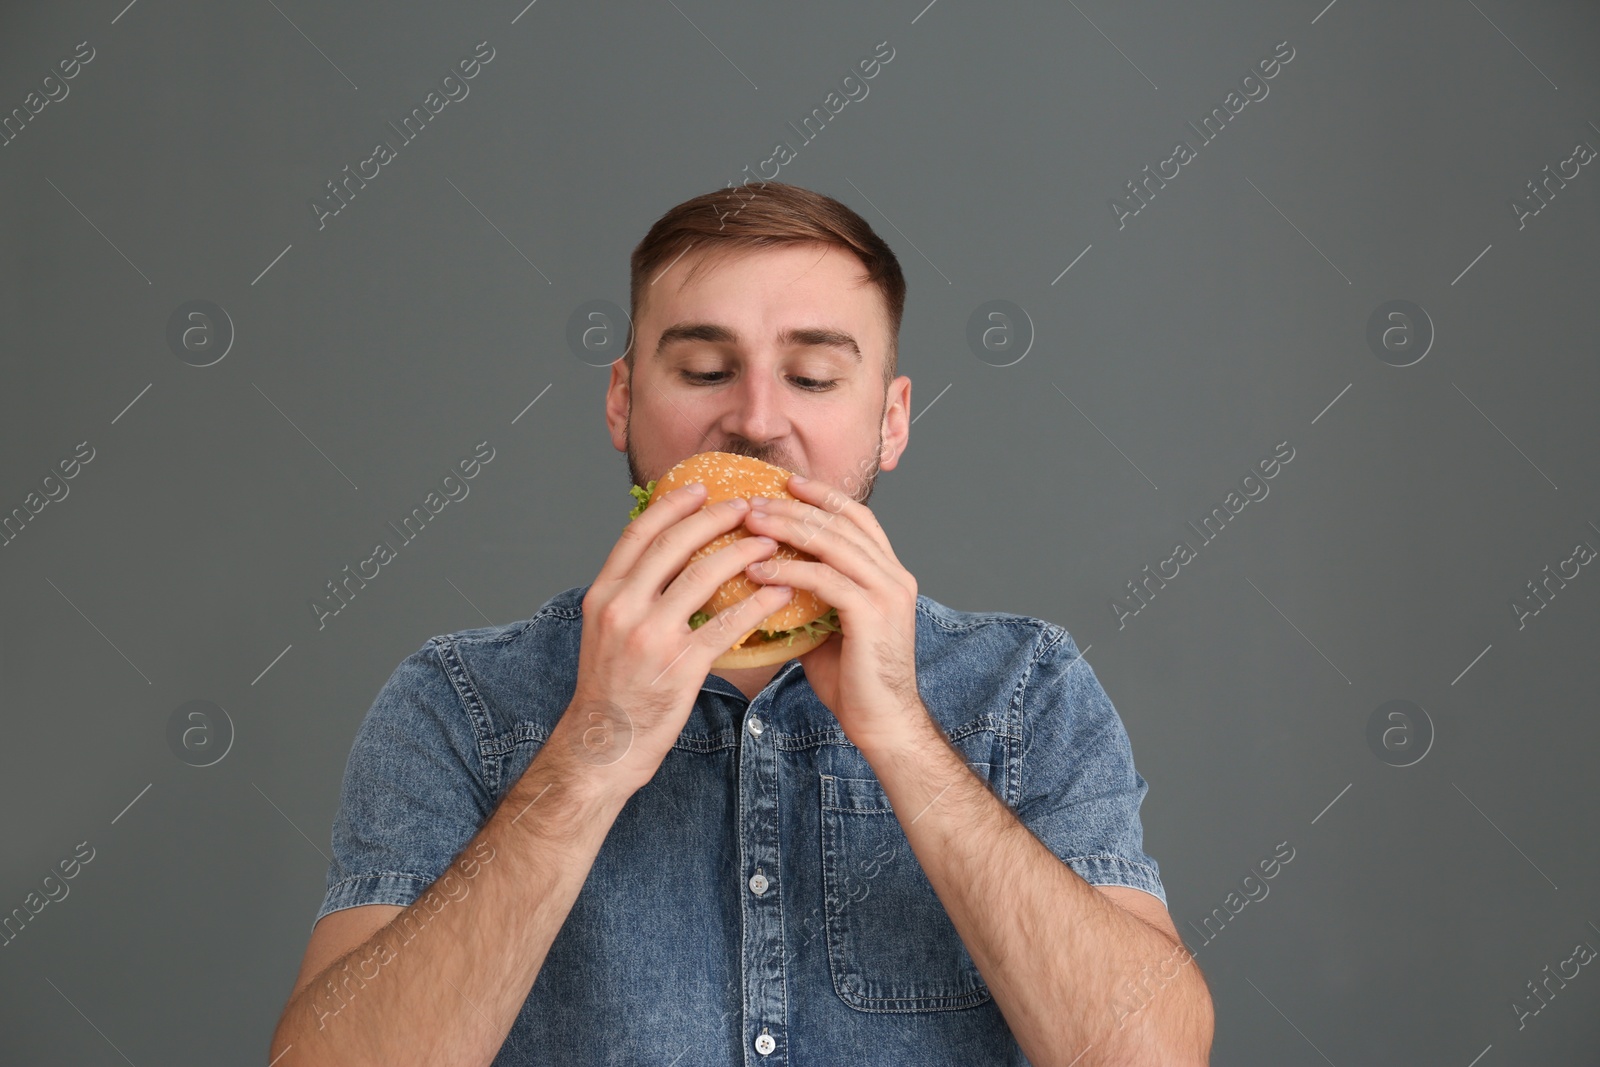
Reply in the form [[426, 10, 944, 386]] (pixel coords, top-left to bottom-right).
[[757, 605, 841, 646], [628, 479, 657, 521], [688, 605, 841, 646]]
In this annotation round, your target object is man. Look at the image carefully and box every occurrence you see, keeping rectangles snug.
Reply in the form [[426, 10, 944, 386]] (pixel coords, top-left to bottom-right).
[[271, 181, 1214, 1065]]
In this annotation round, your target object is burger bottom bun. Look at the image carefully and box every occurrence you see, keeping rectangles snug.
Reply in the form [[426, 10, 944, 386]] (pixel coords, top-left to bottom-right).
[[711, 627, 835, 670]]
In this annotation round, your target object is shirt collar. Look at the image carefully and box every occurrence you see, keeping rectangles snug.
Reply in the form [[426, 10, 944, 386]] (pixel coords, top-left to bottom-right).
[[697, 656, 808, 703]]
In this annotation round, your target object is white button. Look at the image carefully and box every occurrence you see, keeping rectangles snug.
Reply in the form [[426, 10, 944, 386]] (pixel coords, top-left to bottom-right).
[[747, 715, 764, 737], [749, 871, 769, 895], [755, 1033, 776, 1055]]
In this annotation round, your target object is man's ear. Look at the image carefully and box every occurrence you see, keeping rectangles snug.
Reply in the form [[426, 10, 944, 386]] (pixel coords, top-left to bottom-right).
[[605, 360, 630, 452], [878, 376, 912, 471]]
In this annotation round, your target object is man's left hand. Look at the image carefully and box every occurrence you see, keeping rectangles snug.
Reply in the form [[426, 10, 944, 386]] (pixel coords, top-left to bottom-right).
[[740, 473, 925, 751]]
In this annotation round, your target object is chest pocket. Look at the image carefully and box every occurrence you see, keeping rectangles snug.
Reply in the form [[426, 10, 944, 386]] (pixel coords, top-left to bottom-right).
[[819, 770, 994, 1012]]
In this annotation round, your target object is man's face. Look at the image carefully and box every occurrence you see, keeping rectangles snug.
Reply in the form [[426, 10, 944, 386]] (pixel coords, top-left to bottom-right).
[[605, 241, 911, 505]]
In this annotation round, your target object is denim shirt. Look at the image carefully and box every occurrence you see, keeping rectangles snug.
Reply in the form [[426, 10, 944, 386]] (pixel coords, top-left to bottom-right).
[[315, 582, 1165, 1065]]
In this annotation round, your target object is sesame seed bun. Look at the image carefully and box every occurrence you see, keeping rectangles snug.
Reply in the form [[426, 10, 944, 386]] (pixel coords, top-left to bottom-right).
[[647, 451, 838, 669]]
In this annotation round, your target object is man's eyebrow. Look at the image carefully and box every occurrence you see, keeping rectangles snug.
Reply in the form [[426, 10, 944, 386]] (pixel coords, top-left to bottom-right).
[[654, 322, 862, 364]]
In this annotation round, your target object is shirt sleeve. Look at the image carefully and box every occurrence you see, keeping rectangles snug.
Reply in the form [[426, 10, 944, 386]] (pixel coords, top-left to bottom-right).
[[314, 637, 496, 928], [1012, 624, 1167, 907]]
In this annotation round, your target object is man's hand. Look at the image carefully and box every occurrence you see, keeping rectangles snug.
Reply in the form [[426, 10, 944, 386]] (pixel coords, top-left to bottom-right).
[[570, 482, 795, 799], [739, 472, 924, 751]]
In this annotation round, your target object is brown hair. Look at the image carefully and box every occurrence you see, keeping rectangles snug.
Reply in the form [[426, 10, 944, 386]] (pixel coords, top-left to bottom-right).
[[623, 181, 906, 394]]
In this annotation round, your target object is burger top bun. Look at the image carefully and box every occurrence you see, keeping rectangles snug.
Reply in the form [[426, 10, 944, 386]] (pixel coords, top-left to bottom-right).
[[647, 451, 835, 665]]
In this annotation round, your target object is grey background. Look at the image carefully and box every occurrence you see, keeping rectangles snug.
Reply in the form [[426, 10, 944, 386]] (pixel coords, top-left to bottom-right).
[[2, 0, 1597, 1063]]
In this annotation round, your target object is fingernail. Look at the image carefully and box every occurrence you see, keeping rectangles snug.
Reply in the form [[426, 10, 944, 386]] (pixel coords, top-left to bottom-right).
[[729, 497, 749, 510], [754, 536, 776, 545], [790, 474, 807, 484], [750, 495, 768, 507], [686, 482, 706, 495]]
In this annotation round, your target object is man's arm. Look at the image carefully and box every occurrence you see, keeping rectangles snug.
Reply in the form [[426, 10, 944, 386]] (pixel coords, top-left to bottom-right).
[[858, 706, 1214, 1067], [269, 711, 629, 1067]]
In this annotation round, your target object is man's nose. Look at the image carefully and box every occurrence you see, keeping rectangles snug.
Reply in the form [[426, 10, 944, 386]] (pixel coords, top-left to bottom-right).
[[720, 364, 791, 443]]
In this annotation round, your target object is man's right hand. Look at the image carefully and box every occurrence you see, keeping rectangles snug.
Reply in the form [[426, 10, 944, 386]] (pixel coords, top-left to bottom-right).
[[555, 481, 789, 799]]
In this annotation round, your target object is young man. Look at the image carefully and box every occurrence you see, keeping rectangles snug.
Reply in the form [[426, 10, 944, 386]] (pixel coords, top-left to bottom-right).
[[271, 182, 1213, 1065]]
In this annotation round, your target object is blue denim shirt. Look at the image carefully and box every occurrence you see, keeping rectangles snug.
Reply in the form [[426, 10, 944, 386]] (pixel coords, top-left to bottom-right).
[[315, 582, 1165, 1065]]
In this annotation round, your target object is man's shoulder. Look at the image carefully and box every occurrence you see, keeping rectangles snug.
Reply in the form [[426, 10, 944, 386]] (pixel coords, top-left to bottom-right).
[[388, 585, 589, 742], [408, 584, 588, 695], [425, 584, 589, 648], [914, 592, 1079, 660], [910, 594, 1091, 724]]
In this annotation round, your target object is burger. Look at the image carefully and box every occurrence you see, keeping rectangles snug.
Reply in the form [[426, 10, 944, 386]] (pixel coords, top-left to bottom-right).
[[628, 451, 841, 669]]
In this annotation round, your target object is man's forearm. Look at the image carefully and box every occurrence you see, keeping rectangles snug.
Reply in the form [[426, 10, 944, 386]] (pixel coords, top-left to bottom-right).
[[270, 717, 628, 1067], [859, 708, 1213, 1066]]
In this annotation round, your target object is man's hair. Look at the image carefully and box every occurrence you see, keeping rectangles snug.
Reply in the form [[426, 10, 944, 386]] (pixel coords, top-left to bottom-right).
[[623, 181, 906, 395]]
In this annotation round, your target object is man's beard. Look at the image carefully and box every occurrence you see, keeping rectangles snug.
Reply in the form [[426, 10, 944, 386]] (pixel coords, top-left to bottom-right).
[[625, 411, 882, 506]]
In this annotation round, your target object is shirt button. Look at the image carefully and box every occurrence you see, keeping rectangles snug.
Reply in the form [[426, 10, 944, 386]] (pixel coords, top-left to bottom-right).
[[747, 715, 764, 737], [755, 1033, 776, 1055], [749, 871, 769, 895]]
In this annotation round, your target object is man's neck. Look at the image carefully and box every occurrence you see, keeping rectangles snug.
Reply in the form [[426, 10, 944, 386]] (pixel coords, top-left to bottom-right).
[[711, 664, 783, 703]]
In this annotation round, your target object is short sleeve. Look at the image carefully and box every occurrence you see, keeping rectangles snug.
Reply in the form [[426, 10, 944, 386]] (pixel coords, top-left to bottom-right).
[[315, 638, 495, 928], [1012, 625, 1166, 907]]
